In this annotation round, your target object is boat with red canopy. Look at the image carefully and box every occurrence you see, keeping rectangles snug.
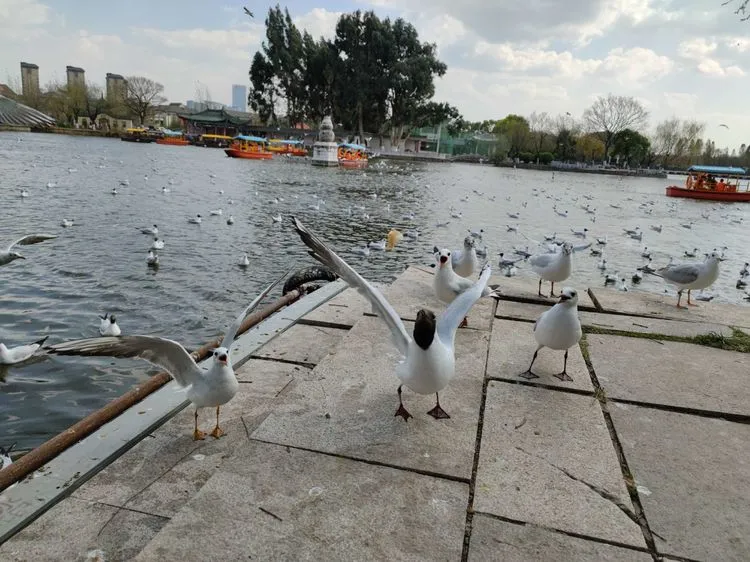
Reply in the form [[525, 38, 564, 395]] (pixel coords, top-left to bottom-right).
[[665, 165, 750, 202]]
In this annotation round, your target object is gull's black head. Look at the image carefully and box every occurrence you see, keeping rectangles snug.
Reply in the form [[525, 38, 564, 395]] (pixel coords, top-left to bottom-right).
[[414, 309, 436, 350], [109, 315, 117, 324]]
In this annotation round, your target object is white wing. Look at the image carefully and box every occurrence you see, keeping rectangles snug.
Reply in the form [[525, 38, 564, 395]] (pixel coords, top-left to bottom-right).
[[529, 252, 557, 269], [220, 270, 290, 349], [572, 242, 592, 253], [47, 336, 203, 387], [292, 217, 410, 355], [6, 234, 57, 252], [436, 263, 492, 347]]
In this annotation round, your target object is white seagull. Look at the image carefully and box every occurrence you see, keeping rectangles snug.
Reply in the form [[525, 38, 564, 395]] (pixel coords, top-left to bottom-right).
[[151, 238, 165, 250], [47, 274, 286, 440], [1, 234, 57, 267], [0, 336, 49, 365], [291, 217, 492, 420], [146, 250, 159, 267], [433, 248, 498, 327], [227, 215, 235, 225], [138, 225, 158, 236], [210, 209, 223, 216], [1, 443, 15, 470], [445, 236, 478, 278], [655, 252, 723, 308], [520, 287, 582, 381], [238, 253, 250, 268], [188, 214, 202, 224], [529, 242, 573, 297], [99, 313, 121, 336]]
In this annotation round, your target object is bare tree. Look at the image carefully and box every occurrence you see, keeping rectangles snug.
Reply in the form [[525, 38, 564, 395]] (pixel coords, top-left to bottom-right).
[[527, 111, 552, 156], [652, 118, 706, 166], [583, 94, 649, 160], [123, 76, 166, 125], [652, 118, 681, 166], [723, 0, 749, 21], [194, 81, 212, 106]]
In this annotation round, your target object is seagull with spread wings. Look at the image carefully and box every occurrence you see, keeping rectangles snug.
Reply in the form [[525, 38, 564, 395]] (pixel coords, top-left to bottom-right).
[[47, 273, 288, 440], [0, 234, 57, 267], [292, 216, 492, 421]]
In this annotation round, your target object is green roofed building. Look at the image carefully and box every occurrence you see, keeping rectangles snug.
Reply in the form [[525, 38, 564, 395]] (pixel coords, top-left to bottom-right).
[[179, 107, 253, 137]]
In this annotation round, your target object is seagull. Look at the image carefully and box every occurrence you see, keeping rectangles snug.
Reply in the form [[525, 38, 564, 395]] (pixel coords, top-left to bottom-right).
[[238, 253, 250, 268], [654, 252, 723, 308], [641, 247, 651, 259], [368, 240, 386, 251], [61, 219, 74, 228], [520, 287, 582, 382], [629, 231, 643, 241], [469, 228, 484, 239], [99, 313, 121, 336], [151, 237, 165, 250], [210, 209, 223, 216], [291, 217, 492, 421], [243, 6, 254, 18], [632, 270, 643, 284], [138, 225, 158, 236], [227, 215, 235, 225], [1, 234, 57, 267], [47, 274, 286, 440], [598, 258, 607, 270], [596, 236, 607, 246], [684, 248, 698, 258], [638, 259, 656, 274], [271, 214, 282, 223], [352, 245, 370, 257], [507, 212, 520, 219], [188, 214, 202, 224], [20, 189, 29, 198], [740, 262, 749, 277], [529, 243, 573, 298], [719, 123, 729, 129], [604, 272, 618, 285], [498, 252, 523, 268], [445, 236, 478, 278], [433, 248, 499, 327], [162, 186, 171, 193], [507, 225, 518, 232], [146, 250, 159, 267], [650, 224, 662, 233], [0, 336, 48, 365], [544, 233, 556, 241], [736, 278, 747, 289], [0, 443, 15, 471], [623, 227, 640, 236], [111, 187, 118, 195], [571, 227, 588, 238], [618, 278, 629, 292], [46, 181, 57, 188]]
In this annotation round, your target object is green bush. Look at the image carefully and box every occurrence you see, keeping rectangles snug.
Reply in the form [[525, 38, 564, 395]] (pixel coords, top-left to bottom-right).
[[519, 151, 534, 163], [538, 152, 554, 165]]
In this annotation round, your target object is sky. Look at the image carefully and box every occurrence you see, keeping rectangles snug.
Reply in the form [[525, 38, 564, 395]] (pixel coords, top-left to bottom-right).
[[0, 0, 748, 149]]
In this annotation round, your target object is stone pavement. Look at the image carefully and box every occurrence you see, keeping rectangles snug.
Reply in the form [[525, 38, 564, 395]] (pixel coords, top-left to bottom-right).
[[1, 266, 748, 561]]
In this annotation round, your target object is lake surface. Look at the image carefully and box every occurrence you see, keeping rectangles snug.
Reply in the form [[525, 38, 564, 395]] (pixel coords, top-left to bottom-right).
[[2, 132, 748, 450]]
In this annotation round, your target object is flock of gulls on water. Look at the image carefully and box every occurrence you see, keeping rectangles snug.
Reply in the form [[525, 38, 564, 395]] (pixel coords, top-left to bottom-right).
[[1, 166, 748, 448]]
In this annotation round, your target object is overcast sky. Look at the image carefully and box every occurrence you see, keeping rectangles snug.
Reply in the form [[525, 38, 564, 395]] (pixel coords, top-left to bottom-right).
[[1, 0, 747, 148]]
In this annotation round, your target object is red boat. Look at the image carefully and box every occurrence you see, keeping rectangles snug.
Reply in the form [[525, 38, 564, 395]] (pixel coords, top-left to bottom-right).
[[224, 136, 273, 160], [666, 165, 750, 202], [337, 143, 368, 169]]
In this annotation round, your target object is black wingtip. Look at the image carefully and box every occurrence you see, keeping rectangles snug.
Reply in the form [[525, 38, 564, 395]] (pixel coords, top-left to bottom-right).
[[0, 442, 16, 456], [34, 335, 49, 347]]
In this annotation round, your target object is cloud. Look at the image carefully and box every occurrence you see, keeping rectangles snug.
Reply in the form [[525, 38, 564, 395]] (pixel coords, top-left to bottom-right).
[[696, 59, 745, 77], [0, 0, 50, 40], [293, 8, 341, 40], [678, 37, 717, 60], [132, 27, 262, 61], [598, 47, 673, 85]]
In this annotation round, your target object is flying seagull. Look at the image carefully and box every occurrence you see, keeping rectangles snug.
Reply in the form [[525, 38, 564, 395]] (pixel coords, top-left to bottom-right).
[[1, 234, 57, 267], [243, 6, 254, 18], [291, 216, 492, 421], [47, 273, 288, 440], [719, 124, 729, 129]]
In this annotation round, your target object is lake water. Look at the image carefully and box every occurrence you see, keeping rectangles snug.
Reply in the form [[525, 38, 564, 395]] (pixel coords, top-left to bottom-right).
[[2, 132, 748, 451]]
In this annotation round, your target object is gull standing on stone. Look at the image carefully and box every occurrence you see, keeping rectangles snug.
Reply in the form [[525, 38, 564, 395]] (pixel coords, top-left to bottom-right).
[[520, 287, 582, 381], [529, 242, 573, 297], [655, 252, 723, 308], [0, 336, 48, 365], [291, 217, 492, 421], [433, 248, 498, 327], [0, 234, 57, 267], [47, 274, 287, 440]]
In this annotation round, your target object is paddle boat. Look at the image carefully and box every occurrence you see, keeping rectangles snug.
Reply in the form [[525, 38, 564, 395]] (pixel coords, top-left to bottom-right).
[[268, 139, 308, 157], [156, 129, 190, 146], [224, 135, 274, 160], [120, 128, 156, 143], [338, 143, 368, 169], [666, 165, 750, 202]]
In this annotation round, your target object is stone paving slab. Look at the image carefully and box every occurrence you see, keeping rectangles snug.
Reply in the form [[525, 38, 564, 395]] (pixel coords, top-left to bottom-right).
[[486, 319, 594, 392], [302, 287, 370, 327], [491, 272, 598, 309], [588, 287, 750, 328], [0, 497, 167, 562], [474, 381, 645, 547], [134, 441, 468, 562], [73, 360, 303, 514], [580, 312, 733, 338], [496, 300, 550, 321], [251, 315, 489, 480], [610, 404, 750, 561], [383, 265, 495, 330], [251, 323, 348, 365], [588, 334, 750, 415], [468, 515, 653, 561]]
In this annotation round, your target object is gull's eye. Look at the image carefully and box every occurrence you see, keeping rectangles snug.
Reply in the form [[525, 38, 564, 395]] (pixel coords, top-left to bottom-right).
[[447, 252, 451, 256]]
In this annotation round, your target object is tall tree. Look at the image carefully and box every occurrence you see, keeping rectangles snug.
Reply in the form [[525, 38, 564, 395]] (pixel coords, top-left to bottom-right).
[[527, 111, 552, 156], [263, 6, 306, 125], [493, 114, 530, 157], [551, 113, 580, 162], [583, 94, 649, 159], [611, 128, 651, 167], [123, 76, 166, 125], [302, 34, 338, 122], [249, 51, 278, 125]]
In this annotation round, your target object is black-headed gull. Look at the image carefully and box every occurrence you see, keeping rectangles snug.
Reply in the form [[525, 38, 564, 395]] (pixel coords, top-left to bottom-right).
[[146, 250, 159, 267], [0, 234, 57, 267], [655, 252, 722, 308], [292, 217, 492, 421], [0, 443, 15, 470], [0, 336, 48, 365], [442, 236, 477, 278], [99, 313, 121, 336], [433, 248, 498, 327], [138, 225, 158, 236], [520, 287, 582, 381], [47, 273, 287, 439], [529, 242, 573, 297]]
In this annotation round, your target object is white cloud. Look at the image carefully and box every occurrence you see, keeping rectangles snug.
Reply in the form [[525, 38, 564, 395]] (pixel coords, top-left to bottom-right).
[[662, 92, 698, 114], [132, 27, 262, 61], [0, 0, 50, 40], [293, 8, 341, 40], [678, 37, 717, 60], [473, 42, 601, 79], [598, 47, 673, 85], [697, 59, 745, 77]]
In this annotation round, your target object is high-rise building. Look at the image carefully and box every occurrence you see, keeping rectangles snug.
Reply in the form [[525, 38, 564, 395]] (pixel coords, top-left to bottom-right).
[[106, 73, 127, 102], [20, 62, 40, 97], [231, 84, 247, 112], [66, 66, 85, 89]]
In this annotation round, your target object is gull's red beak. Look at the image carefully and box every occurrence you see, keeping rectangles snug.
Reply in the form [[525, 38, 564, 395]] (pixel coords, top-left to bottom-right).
[[219, 354, 228, 364]]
